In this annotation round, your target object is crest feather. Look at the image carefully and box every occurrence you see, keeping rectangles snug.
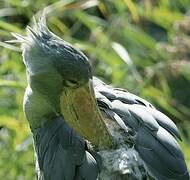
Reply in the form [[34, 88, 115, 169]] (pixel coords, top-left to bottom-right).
[[8, 10, 51, 47], [6, 32, 29, 44]]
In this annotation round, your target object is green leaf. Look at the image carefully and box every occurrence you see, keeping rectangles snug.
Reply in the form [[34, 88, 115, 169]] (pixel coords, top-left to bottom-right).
[[0, 79, 25, 89]]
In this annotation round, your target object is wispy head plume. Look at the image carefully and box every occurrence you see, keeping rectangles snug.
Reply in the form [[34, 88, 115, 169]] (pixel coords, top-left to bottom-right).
[[8, 10, 53, 50], [7, 9, 90, 75], [8, 9, 82, 57]]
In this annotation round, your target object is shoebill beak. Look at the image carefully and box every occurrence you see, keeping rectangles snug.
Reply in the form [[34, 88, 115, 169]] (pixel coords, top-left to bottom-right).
[[60, 79, 113, 149]]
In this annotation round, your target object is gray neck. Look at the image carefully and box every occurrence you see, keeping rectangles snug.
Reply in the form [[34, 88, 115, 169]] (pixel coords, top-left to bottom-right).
[[23, 68, 63, 129], [23, 85, 60, 130]]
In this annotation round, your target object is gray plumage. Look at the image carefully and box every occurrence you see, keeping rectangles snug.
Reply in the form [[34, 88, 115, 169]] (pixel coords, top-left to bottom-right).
[[94, 77, 189, 179], [12, 13, 189, 180], [33, 117, 100, 180]]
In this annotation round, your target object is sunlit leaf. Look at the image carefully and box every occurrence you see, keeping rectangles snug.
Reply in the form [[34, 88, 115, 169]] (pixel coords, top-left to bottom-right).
[[0, 79, 25, 89], [123, 0, 139, 22], [0, 20, 23, 33]]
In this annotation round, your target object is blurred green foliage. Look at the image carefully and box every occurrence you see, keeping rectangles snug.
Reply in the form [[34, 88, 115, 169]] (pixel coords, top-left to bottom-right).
[[0, 0, 190, 179]]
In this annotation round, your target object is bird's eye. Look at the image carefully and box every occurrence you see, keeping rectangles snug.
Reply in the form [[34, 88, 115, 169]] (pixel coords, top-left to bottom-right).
[[65, 79, 79, 88]]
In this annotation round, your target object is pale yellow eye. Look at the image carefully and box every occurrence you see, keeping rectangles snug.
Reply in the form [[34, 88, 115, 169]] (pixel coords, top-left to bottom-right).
[[65, 79, 79, 88]]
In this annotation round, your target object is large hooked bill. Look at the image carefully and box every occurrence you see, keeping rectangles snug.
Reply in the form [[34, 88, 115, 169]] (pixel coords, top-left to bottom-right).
[[60, 79, 113, 149]]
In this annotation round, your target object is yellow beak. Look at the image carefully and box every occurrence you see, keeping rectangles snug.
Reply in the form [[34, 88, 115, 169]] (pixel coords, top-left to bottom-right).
[[60, 79, 113, 149]]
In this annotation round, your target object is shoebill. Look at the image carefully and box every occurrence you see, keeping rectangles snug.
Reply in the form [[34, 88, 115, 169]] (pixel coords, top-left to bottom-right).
[[11, 15, 189, 180]]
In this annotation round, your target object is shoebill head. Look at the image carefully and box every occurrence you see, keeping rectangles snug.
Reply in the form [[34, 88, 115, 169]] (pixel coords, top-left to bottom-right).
[[12, 14, 112, 149]]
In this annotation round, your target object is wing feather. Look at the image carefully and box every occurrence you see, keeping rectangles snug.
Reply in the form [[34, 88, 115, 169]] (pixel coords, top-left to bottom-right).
[[33, 116, 99, 180], [93, 77, 189, 180]]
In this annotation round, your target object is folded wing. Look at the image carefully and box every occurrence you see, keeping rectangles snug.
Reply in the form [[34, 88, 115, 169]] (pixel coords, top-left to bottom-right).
[[33, 116, 100, 180], [94, 77, 189, 180]]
